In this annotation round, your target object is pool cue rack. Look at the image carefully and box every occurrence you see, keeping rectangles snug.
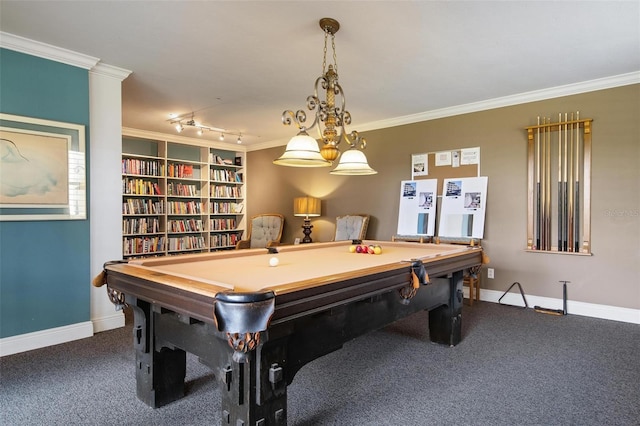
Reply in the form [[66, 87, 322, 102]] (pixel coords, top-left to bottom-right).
[[525, 113, 593, 255]]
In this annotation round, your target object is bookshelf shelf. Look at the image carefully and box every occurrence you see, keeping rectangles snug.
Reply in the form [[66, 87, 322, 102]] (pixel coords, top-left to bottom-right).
[[122, 132, 246, 258]]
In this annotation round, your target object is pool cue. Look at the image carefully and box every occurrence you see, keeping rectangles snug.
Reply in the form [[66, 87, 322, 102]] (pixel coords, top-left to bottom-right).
[[563, 113, 568, 251], [543, 118, 548, 251], [557, 114, 562, 251], [567, 113, 574, 252], [540, 117, 547, 250], [546, 117, 551, 251], [536, 117, 541, 249], [574, 111, 581, 252], [557, 113, 563, 251]]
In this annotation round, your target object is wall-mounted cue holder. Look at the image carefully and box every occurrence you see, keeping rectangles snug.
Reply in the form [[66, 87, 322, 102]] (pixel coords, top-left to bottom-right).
[[525, 112, 592, 255]]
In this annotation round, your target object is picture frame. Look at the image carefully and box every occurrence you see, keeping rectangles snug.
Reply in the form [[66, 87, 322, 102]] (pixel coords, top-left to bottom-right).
[[0, 113, 86, 221]]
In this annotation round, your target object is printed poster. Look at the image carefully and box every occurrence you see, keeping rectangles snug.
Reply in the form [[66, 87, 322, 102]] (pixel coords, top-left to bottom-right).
[[438, 176, 488, 238], [397, 179, 437, 236]]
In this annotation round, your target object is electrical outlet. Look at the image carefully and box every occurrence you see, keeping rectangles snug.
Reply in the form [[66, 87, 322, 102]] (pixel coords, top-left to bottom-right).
[[487, 268, 495, 279]]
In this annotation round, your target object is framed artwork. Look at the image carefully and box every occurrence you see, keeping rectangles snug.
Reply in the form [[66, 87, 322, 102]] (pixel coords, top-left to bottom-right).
[[0, 113, 86, 221]]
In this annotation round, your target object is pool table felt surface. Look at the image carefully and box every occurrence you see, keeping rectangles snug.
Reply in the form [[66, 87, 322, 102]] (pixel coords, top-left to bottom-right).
[[121, 240, 476, 296]]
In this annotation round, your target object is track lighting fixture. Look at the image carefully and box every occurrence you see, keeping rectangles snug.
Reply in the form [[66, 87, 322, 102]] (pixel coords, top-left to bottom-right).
[[167, 113, 244, 143]]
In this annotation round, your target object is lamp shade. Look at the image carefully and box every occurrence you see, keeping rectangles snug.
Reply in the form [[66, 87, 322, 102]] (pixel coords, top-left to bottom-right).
[[329, 149, 377, 175], [273, 131, 332, 167], [293, 196, 321, 217]]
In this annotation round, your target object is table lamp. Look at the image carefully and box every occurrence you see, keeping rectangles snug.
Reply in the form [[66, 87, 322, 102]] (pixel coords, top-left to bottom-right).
[[293, 196, 321, 243]]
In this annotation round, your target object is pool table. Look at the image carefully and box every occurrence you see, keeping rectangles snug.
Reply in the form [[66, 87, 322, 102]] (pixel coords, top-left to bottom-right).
[[98, 240, 483, 425]]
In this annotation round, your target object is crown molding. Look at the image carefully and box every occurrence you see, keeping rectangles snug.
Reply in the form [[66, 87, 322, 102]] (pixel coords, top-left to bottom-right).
[[246, 137, 293, 152], [90, 62, 132, 81], [256, 71, 640, 150], [356, 71, 640, 133], [0, 31, 99, 69], [1, 31, 132, 81]]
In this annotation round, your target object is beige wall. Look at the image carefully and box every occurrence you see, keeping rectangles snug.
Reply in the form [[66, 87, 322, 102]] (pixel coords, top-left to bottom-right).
[[247, 84, 640, 310]]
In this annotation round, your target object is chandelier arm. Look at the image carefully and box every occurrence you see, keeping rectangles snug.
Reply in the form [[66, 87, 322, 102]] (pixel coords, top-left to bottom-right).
[[344, 130, 367, 150], [306, 94, 320, 114], [282, 109, 308, 131], [330, 82, 349, 148], [314, 75, 329, 100], [334, 83, 348, 122]]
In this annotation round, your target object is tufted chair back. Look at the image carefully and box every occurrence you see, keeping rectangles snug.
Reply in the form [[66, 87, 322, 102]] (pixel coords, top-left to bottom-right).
[[236, 214, 284, 249], [334, 214, 369, 241]]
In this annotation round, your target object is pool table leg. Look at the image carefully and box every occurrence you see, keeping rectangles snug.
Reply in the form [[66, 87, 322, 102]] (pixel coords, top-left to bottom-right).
[[428, 270, 464, 346], [220, 345, 288, 426], [129, 298, 187, 408]]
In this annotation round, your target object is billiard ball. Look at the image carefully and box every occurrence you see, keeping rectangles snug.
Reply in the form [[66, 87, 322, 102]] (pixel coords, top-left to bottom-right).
[[269, 257, 279, 267]]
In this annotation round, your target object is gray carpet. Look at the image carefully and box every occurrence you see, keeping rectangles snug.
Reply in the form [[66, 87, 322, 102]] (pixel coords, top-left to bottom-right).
[[1, 301, 638, 425]]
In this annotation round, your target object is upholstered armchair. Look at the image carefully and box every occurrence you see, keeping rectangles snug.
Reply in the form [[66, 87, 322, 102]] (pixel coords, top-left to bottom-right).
[[333, 214, 369, 241], [236, 214, 285, 249]]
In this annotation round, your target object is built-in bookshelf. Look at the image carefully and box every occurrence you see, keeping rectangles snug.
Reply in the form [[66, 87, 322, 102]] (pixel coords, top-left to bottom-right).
[[122, 130, 246, 258], [209, 148, 245, 250]]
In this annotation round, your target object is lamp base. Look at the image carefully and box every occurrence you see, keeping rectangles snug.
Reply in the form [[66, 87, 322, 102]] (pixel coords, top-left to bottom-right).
[[301, 219, 313, 243]]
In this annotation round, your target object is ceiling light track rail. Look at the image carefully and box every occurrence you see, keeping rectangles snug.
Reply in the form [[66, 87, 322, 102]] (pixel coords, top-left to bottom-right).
[[168, 112, 244, 143]]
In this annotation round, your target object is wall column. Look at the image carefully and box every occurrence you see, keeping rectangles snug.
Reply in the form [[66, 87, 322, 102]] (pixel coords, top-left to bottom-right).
[[89, 63, 132, 332]]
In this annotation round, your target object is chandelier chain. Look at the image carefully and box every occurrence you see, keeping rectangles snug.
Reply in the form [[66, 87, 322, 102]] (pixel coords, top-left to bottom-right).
[[322, 29, 339, 74], [331, 33, 338, 74], [322, 31, 328, 74]]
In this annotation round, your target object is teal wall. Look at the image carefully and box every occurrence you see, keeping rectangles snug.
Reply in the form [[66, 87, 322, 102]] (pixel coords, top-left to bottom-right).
[[0, 48, 91, 338]]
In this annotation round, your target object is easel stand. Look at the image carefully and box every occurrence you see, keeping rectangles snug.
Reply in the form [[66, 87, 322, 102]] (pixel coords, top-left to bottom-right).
[[498, 282, 529, 308]]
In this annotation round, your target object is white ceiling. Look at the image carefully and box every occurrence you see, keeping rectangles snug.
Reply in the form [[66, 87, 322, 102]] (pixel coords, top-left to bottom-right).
[[1, 1, 639, 149]]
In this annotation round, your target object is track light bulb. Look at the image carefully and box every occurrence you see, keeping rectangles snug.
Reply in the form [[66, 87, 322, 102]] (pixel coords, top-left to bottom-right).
[[220, 133, 225, 141]]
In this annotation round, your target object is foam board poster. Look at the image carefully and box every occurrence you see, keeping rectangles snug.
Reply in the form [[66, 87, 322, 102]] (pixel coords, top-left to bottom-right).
[[438, 176, 488, 238], [397, 179, 437, 236]]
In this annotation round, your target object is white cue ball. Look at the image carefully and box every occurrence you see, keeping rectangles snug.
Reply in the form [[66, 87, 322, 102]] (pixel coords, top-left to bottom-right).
[[269, 256, 279, 267]]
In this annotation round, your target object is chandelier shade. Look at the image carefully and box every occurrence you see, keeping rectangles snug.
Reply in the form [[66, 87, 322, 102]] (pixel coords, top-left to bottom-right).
[[273, 131, 332, 167], [330, 149, 377, 175]]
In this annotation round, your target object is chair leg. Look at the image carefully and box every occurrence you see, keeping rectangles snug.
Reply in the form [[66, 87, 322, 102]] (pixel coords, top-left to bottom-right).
[[471, 276, 480, 303], [465, 276, 479, 306]]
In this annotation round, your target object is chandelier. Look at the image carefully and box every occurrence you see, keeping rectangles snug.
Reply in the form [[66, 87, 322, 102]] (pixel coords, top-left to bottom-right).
[[274, 18, 377, 175]]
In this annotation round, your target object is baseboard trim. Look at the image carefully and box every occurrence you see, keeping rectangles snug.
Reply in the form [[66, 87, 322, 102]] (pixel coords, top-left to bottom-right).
[[92, 311, 126, 333], [0, 321, 94, 357], [464, 287, 640, 324]]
